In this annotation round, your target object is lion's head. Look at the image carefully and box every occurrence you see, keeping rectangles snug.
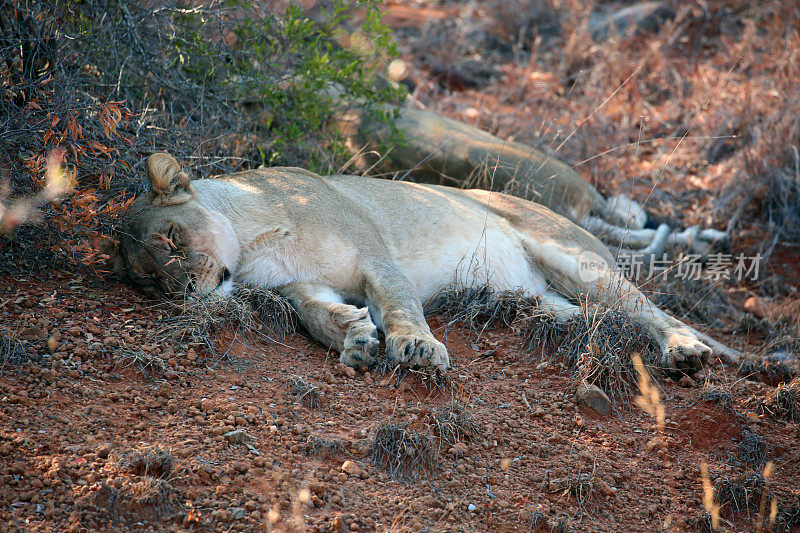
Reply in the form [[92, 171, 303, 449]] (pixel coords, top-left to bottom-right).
[[109, 153, 240, 298]]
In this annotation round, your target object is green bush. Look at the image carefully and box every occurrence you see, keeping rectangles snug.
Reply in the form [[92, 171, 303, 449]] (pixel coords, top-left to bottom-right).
[[173, 0, 406, 171]]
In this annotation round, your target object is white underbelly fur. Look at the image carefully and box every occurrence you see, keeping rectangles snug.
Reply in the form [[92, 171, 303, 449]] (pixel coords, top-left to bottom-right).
[[393, 225, 547, 303]]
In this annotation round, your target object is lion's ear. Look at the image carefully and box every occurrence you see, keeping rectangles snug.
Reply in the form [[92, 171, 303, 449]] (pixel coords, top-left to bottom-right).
[[147, 153, 196, 206]]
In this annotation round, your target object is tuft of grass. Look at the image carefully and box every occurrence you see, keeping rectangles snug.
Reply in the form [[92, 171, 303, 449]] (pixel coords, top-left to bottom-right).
[[550, 472, 600, 511], [118, 446, 174, 479], [713, 471, 768, 519], [89, 482, 120, 521], [757, 377, 800, 422], [0, 332, 33, 370], [157, 286, 296, 356], [739, 352, 798, 387], [738, 430, 769, 469], [432, 401, 482, 446], [529, 509, 549, 532], [286, 375, 320, 409], [119, 478, 179, 520], [692, 511, 715, 533], [776, 495, 800, 531], [371, 421, 437, 481], [522, 305, 661, 405], [429, 285, 662, 405], [307, 435, 347, 459], [117, 349, 166, 379], [428, 286, 534, 334], [567, 472, 598, 510], [701, 387, 735, 410]]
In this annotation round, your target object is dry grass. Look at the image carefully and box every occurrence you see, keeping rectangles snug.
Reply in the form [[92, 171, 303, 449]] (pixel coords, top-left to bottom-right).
[[428, 285, 533, 333], [713, 471, 768, 520], [522, 304, 661, 405], [432, 401, 483, 446], [701, 386, 735, 410], [116, 349, 166, 379], [307, 435, 347, 460], [757, 377, 800, 422], [156, 286, 295, 357], [739, 353, 798, 387], [776, 495, 800, 532], [286, 375, 321, 409], [0, 332, 32, 370], [118, 478, 179, 521], [431, 285, 662, 405], [371, 421, 437, 482], [118, 446, 174, 479], [646, 275, 741, 329], [738, 430, 769, 470]]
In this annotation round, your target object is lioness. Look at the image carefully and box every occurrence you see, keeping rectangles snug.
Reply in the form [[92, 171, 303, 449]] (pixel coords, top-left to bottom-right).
[[336, 104, 728, 258], [112, 153, 720, 373]]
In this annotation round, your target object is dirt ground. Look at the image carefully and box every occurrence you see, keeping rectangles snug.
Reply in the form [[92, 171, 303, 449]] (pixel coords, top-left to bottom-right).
[[2, 0, 800, 532], [1, 268, 799, 532]]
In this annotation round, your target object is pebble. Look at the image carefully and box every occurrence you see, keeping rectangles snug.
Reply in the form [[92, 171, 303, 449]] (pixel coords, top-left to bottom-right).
[[223, 429, 250, 444], [341, 460, 363, 477], [575, 380, 612, 416]]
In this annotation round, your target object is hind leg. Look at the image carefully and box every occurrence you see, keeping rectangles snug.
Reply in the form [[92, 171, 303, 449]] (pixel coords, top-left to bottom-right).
[[668, 226, 729, 258], [528, 243, 712, 373], [582, 271, 711, 372]]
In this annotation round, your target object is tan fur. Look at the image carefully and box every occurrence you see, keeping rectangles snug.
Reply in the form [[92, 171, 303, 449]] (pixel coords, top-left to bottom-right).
[[113, 153, 720, 372], [147, 153, 196, 206], [335, 104, 728, 258]]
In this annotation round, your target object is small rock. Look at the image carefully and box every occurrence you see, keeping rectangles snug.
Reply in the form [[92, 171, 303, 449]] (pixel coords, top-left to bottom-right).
[[678, 375, 698, 388], [334, 363, 356, 379], [452, 442, 468, 455], [467, 503, 477, 512], [598, 479, 617, 496], [96, 445, 111, 459], [18, 326, 46, 341], [200, 398, 215, 412], [309, 482, 327, 496], [575, 380, 612, 416], [229, 507, 247, 520], [223, 429, 250, 444], [341, 460, 363, 477]]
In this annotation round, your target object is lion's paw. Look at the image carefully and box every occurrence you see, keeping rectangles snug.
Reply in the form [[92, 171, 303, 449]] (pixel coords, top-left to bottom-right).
[[662, 331, 711, 374], [329, 304, 379, 370], [386, 332, 450, 371], [685, 226, 729, 257], [340, 327, 379, 370]]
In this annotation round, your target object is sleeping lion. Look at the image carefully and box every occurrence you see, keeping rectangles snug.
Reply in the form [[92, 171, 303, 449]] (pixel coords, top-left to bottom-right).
[[110, 153, 720, 374]]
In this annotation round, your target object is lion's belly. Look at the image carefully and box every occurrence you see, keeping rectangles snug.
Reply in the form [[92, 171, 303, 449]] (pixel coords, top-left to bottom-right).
[[385, 215, 548, 303]]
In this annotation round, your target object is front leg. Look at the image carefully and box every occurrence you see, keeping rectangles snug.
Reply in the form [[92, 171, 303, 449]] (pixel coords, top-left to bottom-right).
[[279, 283, 379, 369], [363, 260, 450, 371]]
